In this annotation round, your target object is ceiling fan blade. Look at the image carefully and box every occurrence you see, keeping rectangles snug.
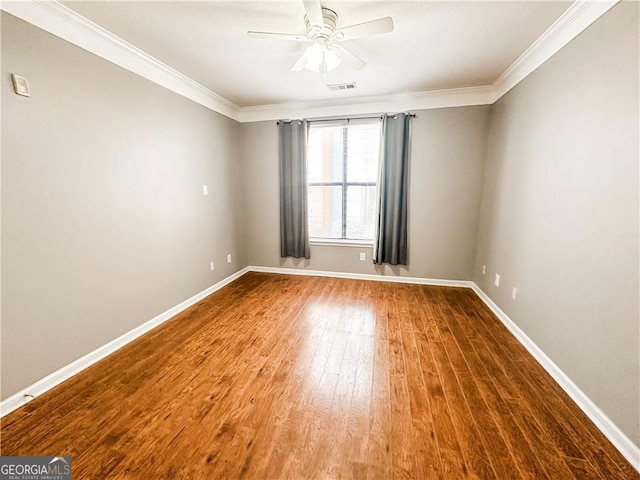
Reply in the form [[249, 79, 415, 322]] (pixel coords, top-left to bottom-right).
[[338, 17, 394, 41], [290, 51, 308, 72], [335, 45, 366, 70], [303, 0, 324, 28], [248, 31, 309, 42]]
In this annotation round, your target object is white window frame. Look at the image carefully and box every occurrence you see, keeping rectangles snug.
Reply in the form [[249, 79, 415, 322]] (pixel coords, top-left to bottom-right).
[[307, 118, 381, 245]]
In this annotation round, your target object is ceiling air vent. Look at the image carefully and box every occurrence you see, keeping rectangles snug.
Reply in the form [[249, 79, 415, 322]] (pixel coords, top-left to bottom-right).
[[327, 82, 357, 91]]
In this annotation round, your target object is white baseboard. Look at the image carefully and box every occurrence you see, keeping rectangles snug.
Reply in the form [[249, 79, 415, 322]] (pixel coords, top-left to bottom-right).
[[0, 266, 250, 418], [471, 284, 640, 473], [248, 265, 473, 288]]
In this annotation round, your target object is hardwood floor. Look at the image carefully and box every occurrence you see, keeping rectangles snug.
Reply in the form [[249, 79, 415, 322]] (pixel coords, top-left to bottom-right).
[[1, 272, 637, 479]]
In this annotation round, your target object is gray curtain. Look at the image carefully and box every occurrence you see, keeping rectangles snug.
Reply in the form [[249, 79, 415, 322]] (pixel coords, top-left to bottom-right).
[[279, 120, 310, 259], [373, 113, 412, 265]]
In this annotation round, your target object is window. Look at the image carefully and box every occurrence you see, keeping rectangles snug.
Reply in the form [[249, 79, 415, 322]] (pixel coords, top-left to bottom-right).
[[307, 120, 382, 242]]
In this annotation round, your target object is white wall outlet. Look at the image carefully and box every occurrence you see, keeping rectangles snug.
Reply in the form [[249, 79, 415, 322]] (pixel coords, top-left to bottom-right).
[[202, 185, 209, 195], [11, 74, 30, 97], [512, 287, 518, 300], [494, 274, 500, 287], [210, 261, 215, 271], [227, 254, 232, 263], [359, 252, 366, 261], [482, 265, 486, 275]]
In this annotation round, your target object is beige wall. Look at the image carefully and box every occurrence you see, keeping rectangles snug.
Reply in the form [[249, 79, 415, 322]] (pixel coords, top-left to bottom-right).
[[242, 106, 491, 280], [473, 2, 639, 444], [1, 13, 246, 399]]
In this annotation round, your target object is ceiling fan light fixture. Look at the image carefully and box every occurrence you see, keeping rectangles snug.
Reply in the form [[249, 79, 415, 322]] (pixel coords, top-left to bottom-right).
[[303, 43, 341, 74], [324, 48, 341, 71], [304, 43, 323, 68]]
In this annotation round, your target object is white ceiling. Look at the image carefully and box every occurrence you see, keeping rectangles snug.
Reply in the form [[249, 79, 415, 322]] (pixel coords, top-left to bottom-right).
[[60, 1, 572, 108]]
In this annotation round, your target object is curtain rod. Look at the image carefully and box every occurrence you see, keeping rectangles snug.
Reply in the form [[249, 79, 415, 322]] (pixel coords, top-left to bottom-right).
[[277, 113, 416, 124]]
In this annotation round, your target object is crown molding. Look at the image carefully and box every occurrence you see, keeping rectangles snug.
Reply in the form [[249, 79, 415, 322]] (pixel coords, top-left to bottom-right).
[[241, 0, 621, 122], [0, 0, 240, 121], [1, 0, 620, 122], [237, 85, 496, 122], [492, 0, 619, 99]]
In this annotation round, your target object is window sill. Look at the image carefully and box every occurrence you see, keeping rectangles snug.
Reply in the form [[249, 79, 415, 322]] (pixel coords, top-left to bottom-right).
[[310, 239, 373, 248]]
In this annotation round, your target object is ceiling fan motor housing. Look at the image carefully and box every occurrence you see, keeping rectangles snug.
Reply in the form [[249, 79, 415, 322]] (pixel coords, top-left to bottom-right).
[[305, 8, 339, 44]]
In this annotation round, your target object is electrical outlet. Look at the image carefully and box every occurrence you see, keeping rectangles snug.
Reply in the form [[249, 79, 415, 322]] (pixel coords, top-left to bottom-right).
[[359, 252, 366, 261], [210, 261, 215, 271], [482, 265, 486, 275], [512, 287, 517, 300], [494, 274, 500, 287], [227, 254, 232, 263], [202, 185, 208, 195]]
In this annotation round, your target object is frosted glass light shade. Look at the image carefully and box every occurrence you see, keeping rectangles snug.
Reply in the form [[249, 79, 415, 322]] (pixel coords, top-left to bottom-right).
[[304, 43, 341, 73]]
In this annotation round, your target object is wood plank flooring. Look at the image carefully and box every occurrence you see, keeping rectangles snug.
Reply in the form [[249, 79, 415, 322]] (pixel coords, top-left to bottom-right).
[[1, 272, 637, 479]]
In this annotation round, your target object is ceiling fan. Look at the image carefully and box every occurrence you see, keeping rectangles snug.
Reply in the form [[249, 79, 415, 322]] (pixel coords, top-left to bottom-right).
[[247, 0, 394, 76]]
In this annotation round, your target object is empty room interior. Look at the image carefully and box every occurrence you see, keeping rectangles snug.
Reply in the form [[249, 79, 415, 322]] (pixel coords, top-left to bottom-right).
[[1, 0, 639, 478]]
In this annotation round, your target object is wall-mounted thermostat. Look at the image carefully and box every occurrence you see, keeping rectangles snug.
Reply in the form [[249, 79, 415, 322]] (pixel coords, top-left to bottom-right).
[[11, 74, 30, 97]]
